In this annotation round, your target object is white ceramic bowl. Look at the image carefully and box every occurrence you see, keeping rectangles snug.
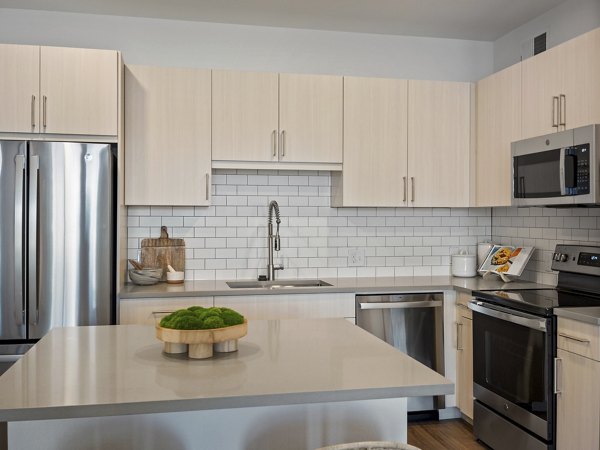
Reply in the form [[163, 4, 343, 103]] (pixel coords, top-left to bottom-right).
[[166, 271, 185, 284]]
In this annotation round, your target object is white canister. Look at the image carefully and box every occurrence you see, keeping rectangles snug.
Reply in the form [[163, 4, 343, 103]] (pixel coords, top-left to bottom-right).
[[452, 251, 477, 277]]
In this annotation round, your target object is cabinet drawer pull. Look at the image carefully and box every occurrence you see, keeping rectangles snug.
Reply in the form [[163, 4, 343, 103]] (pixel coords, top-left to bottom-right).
[[554, 357, 562, 394], [280, 130, 286, 158], [205, 173, 210, 201], [31, 95, 36, 128], [558, 332, 590, 343], [559, 94, 566, 128], [42, 95, 47, 128], [552, 96, 559, 128]]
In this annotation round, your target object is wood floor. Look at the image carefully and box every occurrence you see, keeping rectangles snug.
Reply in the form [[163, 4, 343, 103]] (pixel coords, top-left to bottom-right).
[[408, 419, 488, 450]]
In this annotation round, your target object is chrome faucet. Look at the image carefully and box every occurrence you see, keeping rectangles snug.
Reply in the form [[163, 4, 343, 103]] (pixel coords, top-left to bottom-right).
[[267, 200, 284, 280]]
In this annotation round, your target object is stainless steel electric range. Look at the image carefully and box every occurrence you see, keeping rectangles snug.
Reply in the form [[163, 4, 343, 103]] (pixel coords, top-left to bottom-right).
[[470, 244, 600, 450]]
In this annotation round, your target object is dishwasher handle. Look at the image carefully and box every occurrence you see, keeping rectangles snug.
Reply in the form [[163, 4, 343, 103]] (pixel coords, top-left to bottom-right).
[[358, 300, 443, 310]]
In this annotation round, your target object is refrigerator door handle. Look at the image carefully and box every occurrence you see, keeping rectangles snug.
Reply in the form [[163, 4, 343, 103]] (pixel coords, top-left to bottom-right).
[[14, 154, 26, 325], [28, 155, 40, 326]]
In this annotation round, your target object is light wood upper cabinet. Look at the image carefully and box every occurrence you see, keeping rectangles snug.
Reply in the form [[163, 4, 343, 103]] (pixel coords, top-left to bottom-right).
[[212, 70, 343, 167], [212, 70, 279, 162], [125, 65, 212, 206], [40, 46, 118, 136], [476, 63, 521, 207], [0, 44, 40, 133], [408, 80, 473, 207], [560, 27, 600, 131], [522, 27, 600, 139], [332, 76, 408, 207], [279, 73, 343, 164]]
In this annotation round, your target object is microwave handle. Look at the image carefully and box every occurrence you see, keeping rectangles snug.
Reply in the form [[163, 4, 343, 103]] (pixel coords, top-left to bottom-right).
[[559, 147, 566, 196]]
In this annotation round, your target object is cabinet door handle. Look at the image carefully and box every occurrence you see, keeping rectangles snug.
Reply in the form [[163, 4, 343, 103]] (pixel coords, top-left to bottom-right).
[[42, 95, 47, 129], [558, 332, 590, 343], [205, 173, 210, 201], [280, 130, 286, 158], [559, 94, 566, 128], [411, 177, 415, 202], [31, 95, 36, 128], [457, 322, 463, 350], [552, 96, 559, 129], [554, 357, 562, 394], [271, 130, 277, 158], [403, 176, 407, 202]]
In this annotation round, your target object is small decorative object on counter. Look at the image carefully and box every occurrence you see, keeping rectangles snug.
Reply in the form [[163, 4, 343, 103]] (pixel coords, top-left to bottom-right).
[[128, 259, 162, 285], [451, 250, 477, 278], [155, 307, 248, 359], [166, 264, 185, 284], [478, 245, 534, 282], [477, 242, 495, 276], [140, 226, 185, 281]]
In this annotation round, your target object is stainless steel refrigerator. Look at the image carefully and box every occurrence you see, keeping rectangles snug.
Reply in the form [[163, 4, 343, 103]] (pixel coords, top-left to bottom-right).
[[0, 140, 115, 372]]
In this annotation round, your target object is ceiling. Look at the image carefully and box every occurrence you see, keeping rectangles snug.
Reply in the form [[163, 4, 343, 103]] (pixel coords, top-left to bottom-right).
[[0, 0, 565, 41]]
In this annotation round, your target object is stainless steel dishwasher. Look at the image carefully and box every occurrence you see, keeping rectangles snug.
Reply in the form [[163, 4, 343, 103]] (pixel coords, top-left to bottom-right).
[[356, 293, 445, 413]]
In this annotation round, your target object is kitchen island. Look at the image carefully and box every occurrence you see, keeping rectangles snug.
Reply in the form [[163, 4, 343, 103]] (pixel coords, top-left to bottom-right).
[[0, 319, 452, 450]]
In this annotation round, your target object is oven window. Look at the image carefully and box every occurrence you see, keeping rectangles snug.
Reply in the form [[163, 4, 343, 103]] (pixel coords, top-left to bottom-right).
[[514, 149, 561, 198], [473, 311, 548, 419]]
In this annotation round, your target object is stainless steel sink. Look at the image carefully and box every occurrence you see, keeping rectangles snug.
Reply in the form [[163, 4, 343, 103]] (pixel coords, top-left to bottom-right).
[[226, 279, 332, 289]]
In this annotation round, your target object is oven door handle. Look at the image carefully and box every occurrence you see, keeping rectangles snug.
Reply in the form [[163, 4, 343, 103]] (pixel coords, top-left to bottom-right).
[[468, 301, 547, 332], [358, 300, 442, 310]]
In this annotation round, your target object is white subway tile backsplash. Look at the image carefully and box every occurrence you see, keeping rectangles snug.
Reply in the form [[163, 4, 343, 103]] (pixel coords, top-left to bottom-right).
[[128, 169, 492, 280]]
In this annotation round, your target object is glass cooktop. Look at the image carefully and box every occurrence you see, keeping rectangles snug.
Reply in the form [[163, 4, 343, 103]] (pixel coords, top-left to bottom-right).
[[473, 289, 600, 317]]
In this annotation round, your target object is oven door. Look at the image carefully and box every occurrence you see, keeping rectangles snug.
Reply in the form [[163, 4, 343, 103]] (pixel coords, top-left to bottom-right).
[[470, 301, 554, 441]]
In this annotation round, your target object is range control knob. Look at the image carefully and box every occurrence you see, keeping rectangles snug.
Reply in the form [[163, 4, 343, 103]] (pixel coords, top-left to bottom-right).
[[553, 253, 560, 261], [560, 254, 569, 262]]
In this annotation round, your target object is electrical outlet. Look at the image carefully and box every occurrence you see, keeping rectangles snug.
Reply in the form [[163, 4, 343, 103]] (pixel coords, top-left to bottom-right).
[[348, 248, 365, 267]]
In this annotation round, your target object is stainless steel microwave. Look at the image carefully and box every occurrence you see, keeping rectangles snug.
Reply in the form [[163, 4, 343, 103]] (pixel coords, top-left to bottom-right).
[[512, 124, 599, 206]]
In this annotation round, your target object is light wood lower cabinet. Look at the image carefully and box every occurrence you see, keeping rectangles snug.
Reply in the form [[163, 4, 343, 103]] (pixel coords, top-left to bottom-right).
[[455, 293, 473, 419], [124, 65, 212, 206], [213, 293, 355, 320], [556, 348, 600, 449], [556, 317, 600, 449], [119, 296, 213, 325]]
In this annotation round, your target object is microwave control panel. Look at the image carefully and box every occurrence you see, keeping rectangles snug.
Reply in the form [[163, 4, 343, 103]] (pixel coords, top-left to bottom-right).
[[565, 144, 590, 195]]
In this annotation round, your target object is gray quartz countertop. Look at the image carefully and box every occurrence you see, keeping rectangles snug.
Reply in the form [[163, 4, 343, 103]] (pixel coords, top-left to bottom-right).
[[0, 319, 452, 422], [555, 307, 600, 325], [119, 276, 552, 299]]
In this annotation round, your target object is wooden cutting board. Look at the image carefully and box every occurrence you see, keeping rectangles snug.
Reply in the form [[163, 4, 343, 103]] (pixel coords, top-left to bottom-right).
[[140, 226, 185, 281]]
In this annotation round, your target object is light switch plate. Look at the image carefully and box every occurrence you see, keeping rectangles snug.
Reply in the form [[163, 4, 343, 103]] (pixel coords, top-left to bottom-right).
[[348, 248, 365, 267]]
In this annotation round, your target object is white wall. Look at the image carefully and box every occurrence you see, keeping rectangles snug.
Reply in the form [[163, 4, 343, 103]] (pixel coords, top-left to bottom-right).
[[0, 8, 493, 81], [494, 0, 600, 71]]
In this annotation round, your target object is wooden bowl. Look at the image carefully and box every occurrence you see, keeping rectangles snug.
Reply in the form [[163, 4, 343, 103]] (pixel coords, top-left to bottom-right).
[[156, 320, 248, 359]]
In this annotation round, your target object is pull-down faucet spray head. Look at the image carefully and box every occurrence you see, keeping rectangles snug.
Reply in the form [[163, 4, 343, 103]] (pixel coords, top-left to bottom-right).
[[268, 200, 281, 251]]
